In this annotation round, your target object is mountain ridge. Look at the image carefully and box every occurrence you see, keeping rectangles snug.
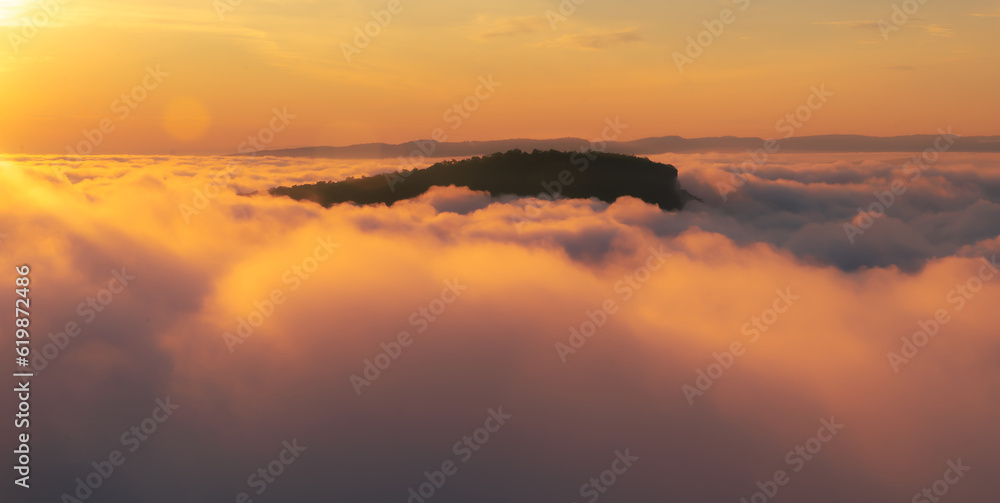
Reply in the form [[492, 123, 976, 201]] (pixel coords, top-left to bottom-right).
[[239, 134, 1000, 159]]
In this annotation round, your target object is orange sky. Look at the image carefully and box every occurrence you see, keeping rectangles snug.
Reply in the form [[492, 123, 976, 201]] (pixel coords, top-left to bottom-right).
[[1, 0, 998, 154]]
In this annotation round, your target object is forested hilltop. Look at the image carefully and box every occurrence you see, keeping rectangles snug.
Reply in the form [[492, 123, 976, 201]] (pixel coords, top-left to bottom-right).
[[269, 149, 701, 210]]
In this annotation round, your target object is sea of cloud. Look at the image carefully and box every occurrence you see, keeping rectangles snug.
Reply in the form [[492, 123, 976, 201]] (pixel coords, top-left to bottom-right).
[[0, 152, 997, 502]]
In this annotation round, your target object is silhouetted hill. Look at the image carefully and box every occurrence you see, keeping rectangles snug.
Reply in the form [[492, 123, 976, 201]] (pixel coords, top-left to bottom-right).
[[244, 134, 1000, 159], [268, 149, 700, 210]]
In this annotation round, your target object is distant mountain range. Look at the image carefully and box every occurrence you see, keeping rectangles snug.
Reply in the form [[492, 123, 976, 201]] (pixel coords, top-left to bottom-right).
[[240, 134, 1000, 159]]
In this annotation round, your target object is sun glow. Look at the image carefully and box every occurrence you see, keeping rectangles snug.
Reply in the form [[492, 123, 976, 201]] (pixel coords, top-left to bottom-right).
[[0, 0, 29, 26]]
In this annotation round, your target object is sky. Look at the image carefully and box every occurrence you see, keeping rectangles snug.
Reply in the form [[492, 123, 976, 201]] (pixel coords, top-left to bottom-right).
[[1, 0, 999, 154], [1, 151, 998, 501]]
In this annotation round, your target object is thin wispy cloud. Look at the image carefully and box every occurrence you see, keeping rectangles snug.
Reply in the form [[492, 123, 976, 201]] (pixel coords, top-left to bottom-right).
[[813, 20, 881, 29], [919, 23, 956, 36], [473, 15, 546, 40], [816, 19, 955, 40], [535, 27, 643, 50]]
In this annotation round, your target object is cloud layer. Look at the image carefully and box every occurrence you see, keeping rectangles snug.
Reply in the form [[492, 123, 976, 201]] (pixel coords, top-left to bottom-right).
[[0, 152, 997, 502]]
